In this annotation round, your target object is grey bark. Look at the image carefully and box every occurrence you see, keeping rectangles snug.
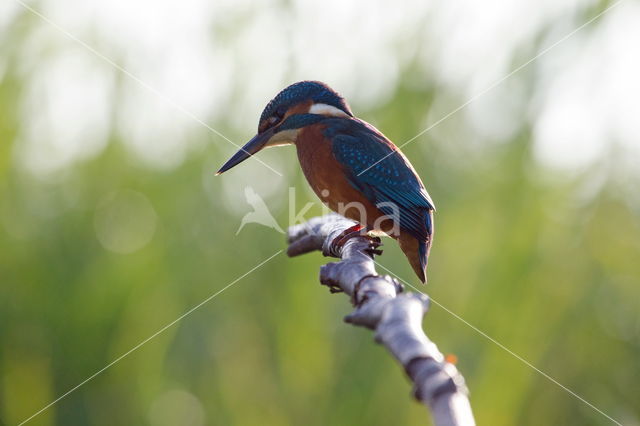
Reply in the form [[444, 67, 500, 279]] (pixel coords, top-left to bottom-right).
[[287, 214, 475, 426]]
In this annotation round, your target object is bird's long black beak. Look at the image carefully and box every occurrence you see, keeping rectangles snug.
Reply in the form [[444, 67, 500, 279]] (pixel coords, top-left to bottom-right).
[[216, 129, 273, 175]]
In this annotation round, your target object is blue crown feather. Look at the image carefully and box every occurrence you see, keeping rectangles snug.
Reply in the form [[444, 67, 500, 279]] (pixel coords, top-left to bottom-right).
[[259, 81, 353, 125]]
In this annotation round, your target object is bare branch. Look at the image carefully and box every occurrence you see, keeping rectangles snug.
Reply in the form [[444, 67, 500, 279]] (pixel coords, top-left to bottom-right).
[[287, 214, 475, 426]]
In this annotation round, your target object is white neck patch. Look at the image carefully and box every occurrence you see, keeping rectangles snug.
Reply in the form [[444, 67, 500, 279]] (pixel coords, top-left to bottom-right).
[[308, 103, 349, 117]]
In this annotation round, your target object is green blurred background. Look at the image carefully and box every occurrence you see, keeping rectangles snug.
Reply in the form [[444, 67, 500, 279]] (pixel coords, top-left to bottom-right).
[[1, 1, 639, 425]]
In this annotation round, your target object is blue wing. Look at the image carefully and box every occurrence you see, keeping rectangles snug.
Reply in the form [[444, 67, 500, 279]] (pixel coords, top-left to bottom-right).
[[327, 119, 434, 242]]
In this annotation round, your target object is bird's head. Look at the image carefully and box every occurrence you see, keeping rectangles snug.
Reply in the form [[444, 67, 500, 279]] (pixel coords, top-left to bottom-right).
[[216, 81, 352, 174]]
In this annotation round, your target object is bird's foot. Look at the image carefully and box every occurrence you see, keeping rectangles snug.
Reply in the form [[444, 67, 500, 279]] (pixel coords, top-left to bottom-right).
[[363, 237, 383, 257], [332, 224, 366, 248], [330, 224, 384, 258]]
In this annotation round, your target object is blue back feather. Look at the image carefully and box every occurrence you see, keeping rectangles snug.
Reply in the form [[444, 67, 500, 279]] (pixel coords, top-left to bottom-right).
[[327, 119, 435, 243]]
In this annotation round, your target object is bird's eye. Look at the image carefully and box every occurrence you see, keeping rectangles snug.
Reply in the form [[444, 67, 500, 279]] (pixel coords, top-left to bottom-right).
[[270, 107, 287, 124], [267, 115, 280, 125], [259, 107, 286, 133]]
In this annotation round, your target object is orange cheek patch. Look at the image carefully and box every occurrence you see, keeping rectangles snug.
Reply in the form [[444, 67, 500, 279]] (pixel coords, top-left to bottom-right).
[[285, 100, 313, 118]]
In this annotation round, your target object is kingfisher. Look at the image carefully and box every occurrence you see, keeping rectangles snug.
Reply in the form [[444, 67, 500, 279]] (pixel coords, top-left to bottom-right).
[[217, 81, 435, 283]]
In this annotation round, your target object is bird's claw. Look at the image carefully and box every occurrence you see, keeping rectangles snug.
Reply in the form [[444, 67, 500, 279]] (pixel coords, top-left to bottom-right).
[[332, 225, 384, 258], [332, 224, 366, 249], [363, 237, 383, 257]]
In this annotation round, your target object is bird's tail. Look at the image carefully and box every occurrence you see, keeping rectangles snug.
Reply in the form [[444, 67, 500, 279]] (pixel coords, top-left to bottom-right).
[[398, 233, 429, 284], [420, 208, 434, 272], [398, 210, 433, 284]]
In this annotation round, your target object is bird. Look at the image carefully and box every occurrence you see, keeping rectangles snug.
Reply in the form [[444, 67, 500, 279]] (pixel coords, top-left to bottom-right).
[[217, 81, 435, 283]]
